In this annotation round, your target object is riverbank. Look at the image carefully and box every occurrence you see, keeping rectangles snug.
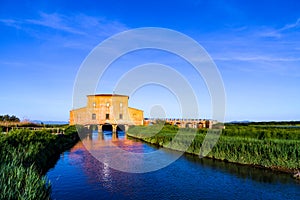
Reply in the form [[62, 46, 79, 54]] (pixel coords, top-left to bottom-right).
[[0, 125, 86, 200], [127, 124, 300, 176]]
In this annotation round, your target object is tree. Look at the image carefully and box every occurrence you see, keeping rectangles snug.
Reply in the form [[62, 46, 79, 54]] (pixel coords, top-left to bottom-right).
[[3, 115, 10, 121], [0, 114, 20, 122], [9, 115, 20, 122]]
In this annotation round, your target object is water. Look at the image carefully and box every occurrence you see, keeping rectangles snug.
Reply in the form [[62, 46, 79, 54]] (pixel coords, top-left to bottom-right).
[[47, 131, 299, 199]]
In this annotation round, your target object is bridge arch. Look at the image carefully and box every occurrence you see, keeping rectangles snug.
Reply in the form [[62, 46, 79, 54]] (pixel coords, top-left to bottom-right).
[[102, 123, 113, 132], [185, 122, 193, 128], [117, 124, 125, 132], [89, 124, 98, 131]]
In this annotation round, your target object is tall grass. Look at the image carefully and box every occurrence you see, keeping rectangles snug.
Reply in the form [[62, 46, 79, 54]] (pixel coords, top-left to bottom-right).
[[0, 125, 83, 200], [128, 124, 300, 170], [0, 157, 51, 200], [223, 124, 300, 140]]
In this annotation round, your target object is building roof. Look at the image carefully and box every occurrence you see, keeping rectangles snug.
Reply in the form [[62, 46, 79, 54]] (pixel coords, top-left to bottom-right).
[[128, 107, 144, 112], [87, 94, 129, 98]]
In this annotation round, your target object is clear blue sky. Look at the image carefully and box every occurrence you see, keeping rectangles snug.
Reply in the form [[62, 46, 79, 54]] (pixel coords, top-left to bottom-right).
[[1, 0, 299, 122]]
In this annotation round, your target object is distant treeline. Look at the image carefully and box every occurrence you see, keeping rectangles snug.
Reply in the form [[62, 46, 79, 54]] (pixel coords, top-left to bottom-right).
[[0, 114, 20, 122], [227, 121, 300, 126], [0, 116, 68, 133]]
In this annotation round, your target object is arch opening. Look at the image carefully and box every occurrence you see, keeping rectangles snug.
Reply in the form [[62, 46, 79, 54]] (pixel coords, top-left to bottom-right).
[[102, 124, 112, 132], [185, 123, 193, 128], [117, 124, 125, 132]]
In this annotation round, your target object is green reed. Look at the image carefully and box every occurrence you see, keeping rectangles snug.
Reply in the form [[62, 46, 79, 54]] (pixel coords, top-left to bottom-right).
[[0, 126, 82, 200], [128, 124, 300, 170]]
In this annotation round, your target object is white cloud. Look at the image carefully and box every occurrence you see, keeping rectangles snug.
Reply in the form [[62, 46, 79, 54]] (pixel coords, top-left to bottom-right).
[[0, 19, 22, 29], [259, 17, 300, 38], [25, 12, 86, 35], [24, 12, 129, 37], [259, 29, 282, 38], [0, 12, 129, 47], [215, 55, 300, 62], [279, 18, 300, 31]]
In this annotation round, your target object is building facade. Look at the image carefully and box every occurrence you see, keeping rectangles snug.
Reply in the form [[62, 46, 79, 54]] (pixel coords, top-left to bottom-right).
[[70, 94, 144, 131]]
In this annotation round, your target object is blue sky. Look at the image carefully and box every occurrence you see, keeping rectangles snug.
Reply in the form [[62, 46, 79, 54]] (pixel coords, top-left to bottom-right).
[[0, 0, 300, 122]]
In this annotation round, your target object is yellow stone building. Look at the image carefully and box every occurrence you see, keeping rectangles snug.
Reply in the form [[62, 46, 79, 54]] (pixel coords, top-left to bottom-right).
[[70, 94, 144, 131]]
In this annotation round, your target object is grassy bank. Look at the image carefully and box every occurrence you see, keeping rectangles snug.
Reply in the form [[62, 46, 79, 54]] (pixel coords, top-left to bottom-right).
[[127, 124, 300, 172], [0, 125, 83, 200]]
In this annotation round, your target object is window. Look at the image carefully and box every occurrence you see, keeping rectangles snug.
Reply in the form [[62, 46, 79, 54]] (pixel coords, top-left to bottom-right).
[[106, 113, 109, 120], [93, 102, 96, 107], [106, 102, 110, 107], [120, 102, 123, 107], [119, 114, 123, 119], [92, 113, 96, 120]]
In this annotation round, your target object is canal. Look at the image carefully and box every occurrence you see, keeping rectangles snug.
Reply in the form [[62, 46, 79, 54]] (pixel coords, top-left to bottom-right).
[[47, 131, 299, 199]]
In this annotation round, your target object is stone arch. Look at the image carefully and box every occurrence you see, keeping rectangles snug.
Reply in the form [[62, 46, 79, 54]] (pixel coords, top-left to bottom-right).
[[89, 124, 98, 131], [117, 124, 125, 132], [175, 122, 181, 127], [102, 123, 113, 132], [185, 122, 193, 128]]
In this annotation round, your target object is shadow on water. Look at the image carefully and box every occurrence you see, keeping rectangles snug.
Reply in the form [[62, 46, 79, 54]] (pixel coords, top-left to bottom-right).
[[47, 129, 300, 200], [183, 153, 296, 184], [81, 130, 297, 185], [46, 130, 297, 186], [42, 153, 61, 175], [80, 130, 297, 185]]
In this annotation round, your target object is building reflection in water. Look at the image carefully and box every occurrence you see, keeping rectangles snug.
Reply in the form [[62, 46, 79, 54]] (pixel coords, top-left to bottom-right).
[[67, 130, 297, 197], [68, 130, 145, 191]]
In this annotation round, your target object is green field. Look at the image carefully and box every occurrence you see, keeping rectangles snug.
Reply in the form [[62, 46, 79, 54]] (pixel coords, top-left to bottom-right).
[[0, 125, 82, 200], [127, 123, 300, 171]]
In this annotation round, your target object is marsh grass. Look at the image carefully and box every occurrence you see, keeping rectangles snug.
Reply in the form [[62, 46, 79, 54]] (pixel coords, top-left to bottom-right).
[[0, 158, 51, 200], [128, 124, 300, 170], [0, 126, 82, 200]]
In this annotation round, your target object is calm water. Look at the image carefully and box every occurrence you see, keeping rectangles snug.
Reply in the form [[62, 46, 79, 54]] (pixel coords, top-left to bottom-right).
[[47, 131, 299, 200]]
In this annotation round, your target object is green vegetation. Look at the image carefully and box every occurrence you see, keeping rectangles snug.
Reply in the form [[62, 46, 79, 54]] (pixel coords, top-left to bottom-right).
[[229, 121, 300, 126], [0, 114, 20, 122], [0, 125, 83, 200], [222, 124, 300, 140], [128, 124, 300, 171]]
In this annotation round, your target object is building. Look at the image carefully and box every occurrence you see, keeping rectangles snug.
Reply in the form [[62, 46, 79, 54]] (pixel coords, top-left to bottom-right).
[[69, 94, 144, 132], [144, 118, 216, 129]]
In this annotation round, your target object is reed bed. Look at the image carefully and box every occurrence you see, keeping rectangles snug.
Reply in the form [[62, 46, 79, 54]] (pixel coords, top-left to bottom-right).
[[128, 124, 300, 170], [0, 125, 81, 200]]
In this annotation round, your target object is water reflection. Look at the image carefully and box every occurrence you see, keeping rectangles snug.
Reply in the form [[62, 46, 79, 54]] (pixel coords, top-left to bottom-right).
[[82, 130, 146, 153], [68, 130, 153, 191], [47, 130, 300, 200], [184, 154, 295, 184]]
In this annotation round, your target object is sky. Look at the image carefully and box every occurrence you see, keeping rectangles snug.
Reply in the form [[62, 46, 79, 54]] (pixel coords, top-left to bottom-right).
[[0, 0, 300, 122]]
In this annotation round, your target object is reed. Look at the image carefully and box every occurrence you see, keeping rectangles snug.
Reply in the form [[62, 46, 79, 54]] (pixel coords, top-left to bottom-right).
[[0, 157, 51, 200], [0, 125, 82, 200], [128, 124, 300, 170]]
